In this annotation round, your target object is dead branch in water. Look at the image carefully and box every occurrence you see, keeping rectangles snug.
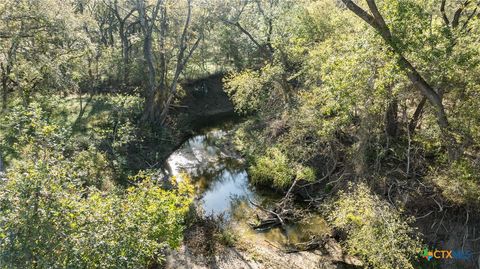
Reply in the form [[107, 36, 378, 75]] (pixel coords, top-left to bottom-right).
[[248, 194, 303, 231], [249, 198, 285, 229]]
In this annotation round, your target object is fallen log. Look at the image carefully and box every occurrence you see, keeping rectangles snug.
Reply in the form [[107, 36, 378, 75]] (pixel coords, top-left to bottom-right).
[[248, 196, 303, 231], [248, 199, 285, 230], [250, 218, 281, 231]]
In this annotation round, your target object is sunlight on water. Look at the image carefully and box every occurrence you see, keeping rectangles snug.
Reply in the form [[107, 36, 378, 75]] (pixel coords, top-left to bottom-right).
[[200, 169, 252, 215], [166, 128, 330, 246]]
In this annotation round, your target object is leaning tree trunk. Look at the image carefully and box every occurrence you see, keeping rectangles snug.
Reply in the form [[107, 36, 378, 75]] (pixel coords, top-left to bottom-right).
[[409, 96, 427, 134], [341, 0, 457, 158]]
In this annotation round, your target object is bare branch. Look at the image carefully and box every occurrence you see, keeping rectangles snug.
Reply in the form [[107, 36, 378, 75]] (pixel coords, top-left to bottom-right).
[[452, 0, 470, 28], [461, 6, 478, 31], [222, 19, 271, 58], [441, 0, 450, 26], [366, 0, 390, 36], [341, 0, 378, 30]]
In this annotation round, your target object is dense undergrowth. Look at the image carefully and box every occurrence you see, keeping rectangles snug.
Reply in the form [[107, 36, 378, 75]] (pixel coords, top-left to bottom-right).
[[0, 95, 194, 268], [223, 0, 480, 268]]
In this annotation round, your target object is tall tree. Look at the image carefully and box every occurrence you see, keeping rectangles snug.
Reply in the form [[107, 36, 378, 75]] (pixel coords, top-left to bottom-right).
[[158, 0, 202, 124], [341, 0, 450, 131], [137, 0, 162, 122], [0, 0, 91, 108], [138, 0, 203, 124]]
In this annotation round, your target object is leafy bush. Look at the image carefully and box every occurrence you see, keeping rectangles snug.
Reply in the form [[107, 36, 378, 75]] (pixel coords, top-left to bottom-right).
[[0, 155, 193, 268], [0, 106, 194, 267], [250, 147, 315, 188], [0, 102, 68, 158], [325, 183, 421, 269], [431, 158, 480, 206], [224, 64, 286, 114], [224, 69, 267, 114], [67, 147, 115, 189], [67, 177, 193, 268]]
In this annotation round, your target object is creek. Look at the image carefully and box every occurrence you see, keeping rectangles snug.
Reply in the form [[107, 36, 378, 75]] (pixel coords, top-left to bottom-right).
[[165, 124, 330, 246]]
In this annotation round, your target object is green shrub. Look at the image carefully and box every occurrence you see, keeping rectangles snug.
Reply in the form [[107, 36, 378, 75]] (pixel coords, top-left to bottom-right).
[[431, 158, 480, 206], [0, 102, 68, 159], [224, 64, 285, 115], [67, 147, 115, 190], [224, 69, 267, 114], [68, 177, 193, 268], [0, 156, 193, 268], [250, 147, 315, 188], [325, 183, 421, 269]]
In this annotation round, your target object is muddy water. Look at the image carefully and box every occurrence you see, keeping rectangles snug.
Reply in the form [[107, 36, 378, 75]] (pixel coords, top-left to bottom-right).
[[166, 127, 329, 246]]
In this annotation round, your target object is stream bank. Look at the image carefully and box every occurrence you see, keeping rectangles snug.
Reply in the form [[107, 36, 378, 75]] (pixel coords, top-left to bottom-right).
[[163, 127, 363, 269]]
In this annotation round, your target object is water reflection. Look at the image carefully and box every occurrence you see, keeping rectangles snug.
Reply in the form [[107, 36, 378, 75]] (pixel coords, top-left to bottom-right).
[[166, 128, 330, 246], [166, 129, 254, 216], [199, 170, 251, 216], [166, 130, 228, 178]]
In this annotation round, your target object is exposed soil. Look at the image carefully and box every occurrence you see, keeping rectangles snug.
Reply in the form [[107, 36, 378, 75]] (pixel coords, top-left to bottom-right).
[[165, 233, 362, 269], [177, 73, 236, 130]]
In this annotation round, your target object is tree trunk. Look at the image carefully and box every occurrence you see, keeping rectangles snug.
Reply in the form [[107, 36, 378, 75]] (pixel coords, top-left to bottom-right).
[[137, 0, 162, 123], [385, 98, 398, 138], [341, 0, 449, 131], [159, 0, 200, 125], [409, 96, 427, 134], [1, 37, 20, 111], [119, 26, 129, 85], [112, 1, 135, 86], [1, 68, 8, 111], [141, 32, 160, 123], [0, 152, 4, 173], [158, 5, 167, 99], [398, 57, 449, 129], [341, 0, 461, 159]]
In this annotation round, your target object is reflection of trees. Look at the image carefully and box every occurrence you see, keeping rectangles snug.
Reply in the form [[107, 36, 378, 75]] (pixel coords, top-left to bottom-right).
[[168, 130, 240, 178], [194, 158, 246, 192], [229, 197, 255, 221], [175, 132, 331, 248]]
